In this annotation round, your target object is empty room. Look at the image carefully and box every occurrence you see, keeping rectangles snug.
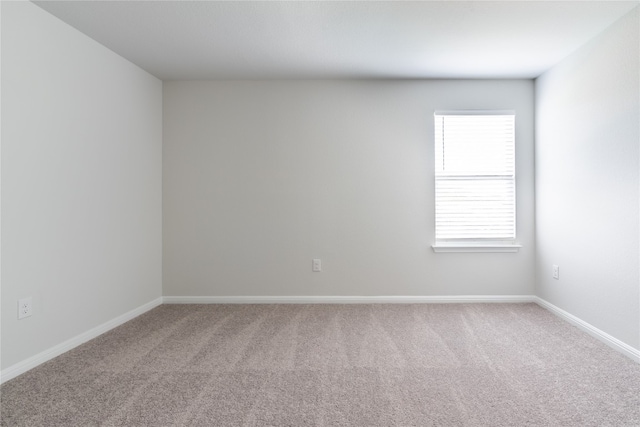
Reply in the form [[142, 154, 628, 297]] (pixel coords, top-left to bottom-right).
[[1, 0, 639, 425]]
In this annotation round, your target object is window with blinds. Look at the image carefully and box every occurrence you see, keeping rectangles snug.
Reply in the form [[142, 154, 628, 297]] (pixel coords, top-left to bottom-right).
[[434, 111, 515, 242]]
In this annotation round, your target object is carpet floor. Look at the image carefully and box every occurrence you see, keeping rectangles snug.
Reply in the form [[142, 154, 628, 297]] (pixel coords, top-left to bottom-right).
[[1, 303, 639, 426]]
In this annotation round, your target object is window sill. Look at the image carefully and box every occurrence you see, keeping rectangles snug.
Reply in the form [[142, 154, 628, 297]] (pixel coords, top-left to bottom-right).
[[431, 244, 522, 253]]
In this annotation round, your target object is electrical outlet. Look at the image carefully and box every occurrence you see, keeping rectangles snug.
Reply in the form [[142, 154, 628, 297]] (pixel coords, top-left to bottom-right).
[[312, 258, 322, 272], [552, 265, 559, 280], [18, 297, 33, 319]]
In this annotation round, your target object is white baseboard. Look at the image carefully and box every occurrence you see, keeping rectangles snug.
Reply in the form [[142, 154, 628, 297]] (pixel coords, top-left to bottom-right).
[[13, 295, 634, 384], [0, 297, 163, 384], [163, 295, 535, 304], [534, 297, 640, 363]]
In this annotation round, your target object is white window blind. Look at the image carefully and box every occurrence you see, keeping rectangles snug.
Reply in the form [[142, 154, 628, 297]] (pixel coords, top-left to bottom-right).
[[434, 112, 515, 241]]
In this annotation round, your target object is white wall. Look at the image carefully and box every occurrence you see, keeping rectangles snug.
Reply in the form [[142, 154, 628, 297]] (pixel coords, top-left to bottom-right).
[[535, 8, 640, 349], [1, 2, 163, 369], [163, 79, 535, 298]]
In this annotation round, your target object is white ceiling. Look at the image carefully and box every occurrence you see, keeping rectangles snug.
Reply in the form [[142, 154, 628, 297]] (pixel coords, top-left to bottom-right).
[[33, 0, 639, 80]]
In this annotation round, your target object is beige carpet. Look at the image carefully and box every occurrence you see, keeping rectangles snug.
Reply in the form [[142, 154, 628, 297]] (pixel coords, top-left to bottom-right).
[[2, 303, 639, 426]]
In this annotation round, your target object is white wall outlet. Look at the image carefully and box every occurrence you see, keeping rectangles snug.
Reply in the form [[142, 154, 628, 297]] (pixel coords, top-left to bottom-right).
[[312, 258, 322, 272], [18, 297, 33, 319], [552, 264, 559, 280]]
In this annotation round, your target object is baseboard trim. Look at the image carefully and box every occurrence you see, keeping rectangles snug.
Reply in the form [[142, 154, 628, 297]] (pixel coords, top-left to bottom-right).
[[0, 297, 163, 384], [163, 295, 535, 304], [15, 295, 630, 384], [534, 297, 640, 363]]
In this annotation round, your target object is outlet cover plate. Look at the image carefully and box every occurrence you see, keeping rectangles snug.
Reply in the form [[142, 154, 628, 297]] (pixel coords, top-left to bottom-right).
[[18, 297, 33, 319]]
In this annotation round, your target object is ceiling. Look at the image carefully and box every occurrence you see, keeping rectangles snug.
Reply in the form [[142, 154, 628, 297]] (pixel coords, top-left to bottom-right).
[[33, 0, 639, 80]]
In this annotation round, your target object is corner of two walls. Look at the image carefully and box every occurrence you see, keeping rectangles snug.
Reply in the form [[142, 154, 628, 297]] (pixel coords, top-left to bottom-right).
[[534, 7, 640, 350]]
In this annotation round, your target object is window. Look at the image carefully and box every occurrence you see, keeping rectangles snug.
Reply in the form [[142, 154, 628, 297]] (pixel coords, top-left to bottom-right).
[[432, 111, 520, 252]]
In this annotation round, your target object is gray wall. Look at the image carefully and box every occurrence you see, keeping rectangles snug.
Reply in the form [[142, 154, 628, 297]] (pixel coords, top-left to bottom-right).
[[1, 2, 163, 369], [535, 8, 640, 349], [163, 80, 535, 297]]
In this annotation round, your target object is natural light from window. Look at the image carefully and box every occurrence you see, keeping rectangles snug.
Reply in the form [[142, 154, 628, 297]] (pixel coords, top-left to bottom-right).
[[433, 111, 518, 252]]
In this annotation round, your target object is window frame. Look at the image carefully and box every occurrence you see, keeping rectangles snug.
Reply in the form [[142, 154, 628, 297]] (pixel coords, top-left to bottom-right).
[[431, 110, 521, 253]]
